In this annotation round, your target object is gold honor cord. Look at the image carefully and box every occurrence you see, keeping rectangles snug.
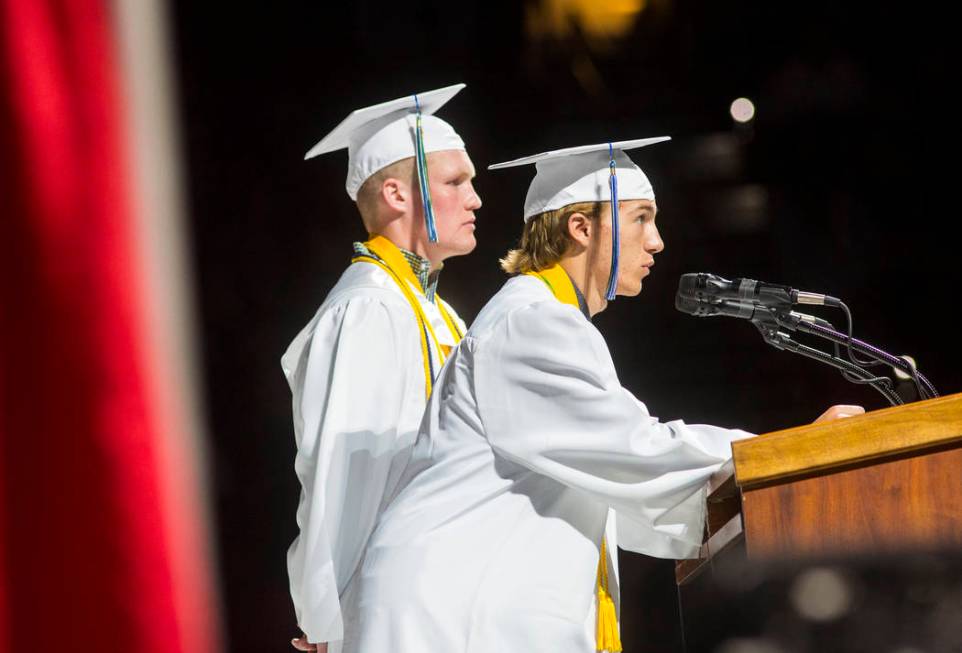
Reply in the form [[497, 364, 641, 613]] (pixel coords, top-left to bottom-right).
[[351, 254, 435, 397], [353, 236, 462, 398], [363, 236, 461, 358], [596, 538, 622, 652], [435, 306, 462, 358], [524, 264, 622, 652]]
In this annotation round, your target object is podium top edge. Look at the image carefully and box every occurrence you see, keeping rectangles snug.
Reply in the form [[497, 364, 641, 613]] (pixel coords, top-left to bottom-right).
[[732, 392, 962, 489]]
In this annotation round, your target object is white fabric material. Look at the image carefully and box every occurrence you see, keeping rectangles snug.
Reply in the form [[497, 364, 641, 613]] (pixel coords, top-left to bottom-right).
[[344, 275, 753, 652], [345, 113, 465, 201], [282, 260, 466, 645], [523, 149, 655, 220]]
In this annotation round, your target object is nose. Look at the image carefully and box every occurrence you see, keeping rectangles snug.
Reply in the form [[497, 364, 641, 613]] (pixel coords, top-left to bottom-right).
[[646, 224, 664, 254], [466, 182, 482, 210]]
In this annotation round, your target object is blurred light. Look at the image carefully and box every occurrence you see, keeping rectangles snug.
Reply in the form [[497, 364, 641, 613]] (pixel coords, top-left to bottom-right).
[[710, 184, 770, 234], [684, 133, 744, 180], [526, 0, 647, 45], [716, 638, 786, 653], [730, 97, 756, 123], [790, 567, 853, 622]]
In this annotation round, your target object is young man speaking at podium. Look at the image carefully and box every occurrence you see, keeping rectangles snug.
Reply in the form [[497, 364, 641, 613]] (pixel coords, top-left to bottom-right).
[[341, 137, 860, 652]]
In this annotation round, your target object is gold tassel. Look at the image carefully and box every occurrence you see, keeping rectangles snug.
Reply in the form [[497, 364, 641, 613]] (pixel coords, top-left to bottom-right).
[[596, 537, 622, 652], [596, 587, 622, 652]]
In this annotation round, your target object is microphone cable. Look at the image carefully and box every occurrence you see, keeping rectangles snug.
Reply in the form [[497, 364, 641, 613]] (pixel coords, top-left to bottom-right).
[[791, 314, 937, 400], [755, 323, 904, 406]]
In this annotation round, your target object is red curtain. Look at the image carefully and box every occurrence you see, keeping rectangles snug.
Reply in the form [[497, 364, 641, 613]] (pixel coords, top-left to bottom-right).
[[0, 1, 216, 652]]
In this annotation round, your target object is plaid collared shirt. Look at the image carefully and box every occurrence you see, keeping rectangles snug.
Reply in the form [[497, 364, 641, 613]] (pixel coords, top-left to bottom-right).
[[353, 241, 441, 302]]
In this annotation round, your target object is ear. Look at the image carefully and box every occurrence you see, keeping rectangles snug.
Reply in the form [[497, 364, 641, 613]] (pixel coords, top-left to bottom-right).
[[381, 177, 412, 214], [566, 212, 593, 249]]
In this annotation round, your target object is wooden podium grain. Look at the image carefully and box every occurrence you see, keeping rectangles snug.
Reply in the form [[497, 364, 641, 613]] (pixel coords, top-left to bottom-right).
[[676, 392, 962, 585]]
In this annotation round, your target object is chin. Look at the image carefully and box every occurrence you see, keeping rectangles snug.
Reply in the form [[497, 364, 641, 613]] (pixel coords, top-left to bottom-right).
[[452, 234, 477, 256], [618, 281, 644, 297], [437, 237, 476, 261]]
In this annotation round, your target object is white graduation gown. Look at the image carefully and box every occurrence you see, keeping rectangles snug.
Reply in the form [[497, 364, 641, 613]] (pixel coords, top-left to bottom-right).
[[282, 259, 465, 646], [345, 274, 752, 653]]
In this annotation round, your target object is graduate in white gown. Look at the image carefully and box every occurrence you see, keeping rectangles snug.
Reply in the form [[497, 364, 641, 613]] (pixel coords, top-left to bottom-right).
[[283, 84, 482, 652], [346, 139, 862, 652]]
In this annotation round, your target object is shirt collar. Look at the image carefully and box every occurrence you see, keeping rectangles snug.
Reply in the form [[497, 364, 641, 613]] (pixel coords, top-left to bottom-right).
[[353, 241, 440, 302]]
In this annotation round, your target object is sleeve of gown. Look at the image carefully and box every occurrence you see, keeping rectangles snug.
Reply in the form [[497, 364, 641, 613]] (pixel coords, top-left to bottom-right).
[[472, 299, 753, 555], [283, 293, 419, 643]]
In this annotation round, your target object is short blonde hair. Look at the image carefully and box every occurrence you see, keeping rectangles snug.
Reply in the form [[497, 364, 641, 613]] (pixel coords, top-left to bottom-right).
[[500, 202, 603, 275], [355, 158, 416, 230]]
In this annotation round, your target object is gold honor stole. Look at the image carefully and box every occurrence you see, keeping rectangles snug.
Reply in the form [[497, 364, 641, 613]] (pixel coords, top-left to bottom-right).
[[525, 264, 623, 653], [351, 235, 463, 399]]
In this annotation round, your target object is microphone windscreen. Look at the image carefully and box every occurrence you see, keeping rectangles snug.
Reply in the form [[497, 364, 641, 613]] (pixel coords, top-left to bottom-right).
[[674, 291, 704, 316], [676, 273, 704, 297]]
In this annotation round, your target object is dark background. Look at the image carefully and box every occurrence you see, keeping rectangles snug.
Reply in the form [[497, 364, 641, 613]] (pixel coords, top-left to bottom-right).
[[169, 2, 960, 650]]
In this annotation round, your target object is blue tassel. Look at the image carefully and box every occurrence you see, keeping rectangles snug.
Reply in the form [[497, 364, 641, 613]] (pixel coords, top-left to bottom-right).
[[604, 144, 620, 301], [413, 94, 438, 243]]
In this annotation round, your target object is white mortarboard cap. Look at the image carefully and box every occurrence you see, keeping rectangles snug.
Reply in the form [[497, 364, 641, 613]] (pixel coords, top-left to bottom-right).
[[489, 137, 671, 221], [304, 83, 467, 200]]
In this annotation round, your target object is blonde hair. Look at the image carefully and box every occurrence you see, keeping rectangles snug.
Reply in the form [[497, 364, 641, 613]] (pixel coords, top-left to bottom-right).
[[499, 202, 603, 274], [355, 158, 416, 230]]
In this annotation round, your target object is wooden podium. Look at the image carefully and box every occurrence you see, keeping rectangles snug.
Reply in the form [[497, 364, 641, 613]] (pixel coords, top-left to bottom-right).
[[676, 392, 962, 585]]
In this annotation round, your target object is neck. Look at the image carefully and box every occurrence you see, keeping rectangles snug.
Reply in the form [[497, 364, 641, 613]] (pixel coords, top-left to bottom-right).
[[558, 254, 607, 317]]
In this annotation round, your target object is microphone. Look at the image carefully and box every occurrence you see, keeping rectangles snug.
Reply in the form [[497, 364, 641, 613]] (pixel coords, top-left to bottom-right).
[[675, 292, 834, 330], [675, 273, 935, 405], [674, 293, 771, 321], [677, 273, 839, 307]]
